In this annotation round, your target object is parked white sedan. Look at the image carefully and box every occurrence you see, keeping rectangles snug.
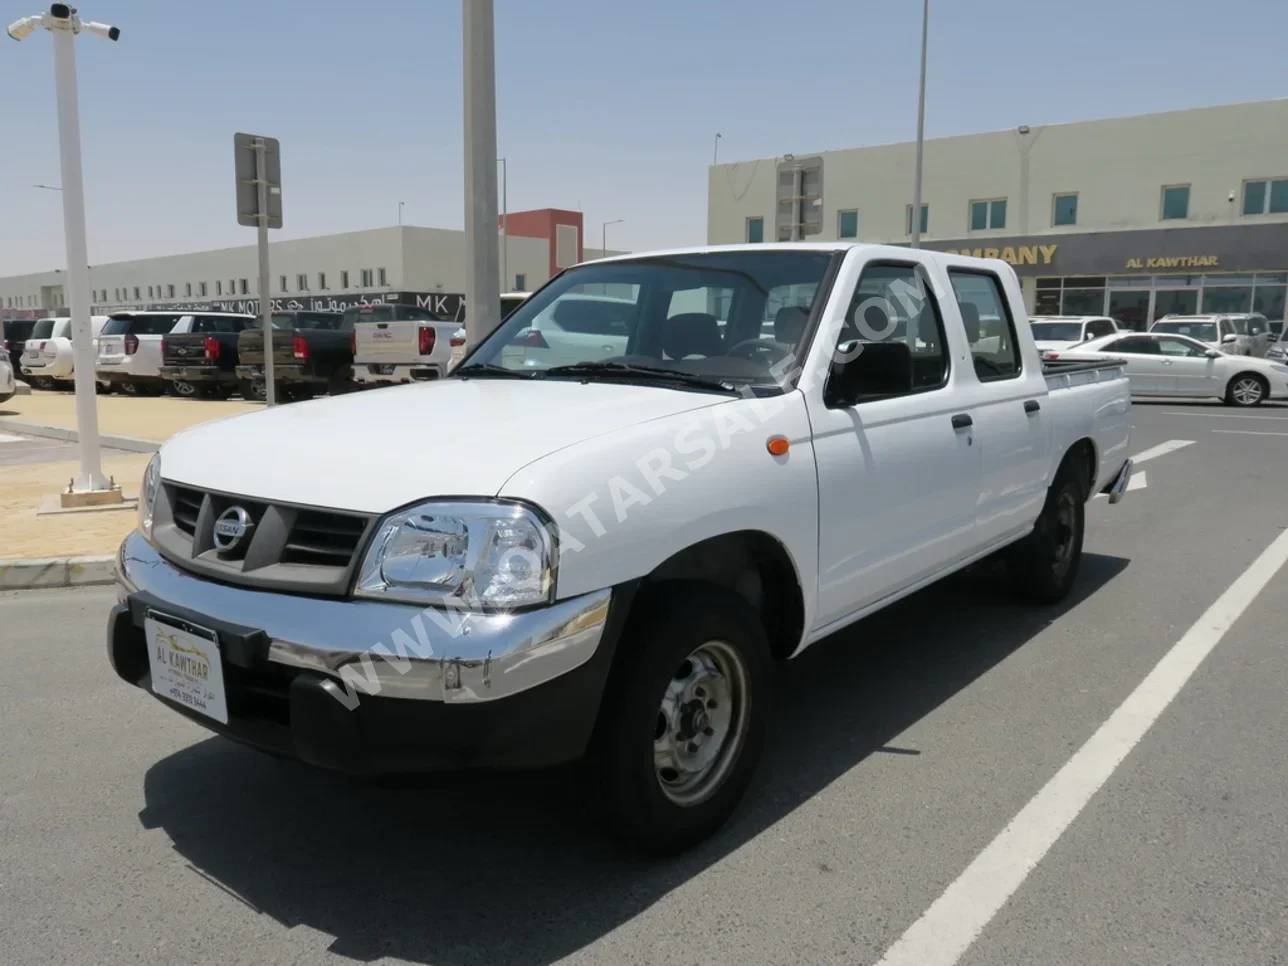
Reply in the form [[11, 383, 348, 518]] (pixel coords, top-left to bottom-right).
[[1056, 331, 1288, 406]]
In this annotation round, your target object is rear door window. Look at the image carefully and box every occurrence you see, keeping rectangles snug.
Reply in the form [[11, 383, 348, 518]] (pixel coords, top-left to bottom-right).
[[948, 271, 1022, 381], [31, 319, 56, 339], [192, 316, 251, 334], [102, 315, 183, 336], [1105, 336, 1160, 354]]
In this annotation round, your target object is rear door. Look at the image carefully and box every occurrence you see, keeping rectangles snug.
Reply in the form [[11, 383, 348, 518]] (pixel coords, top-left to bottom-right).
[[807, 256, 981, 627], [1099, 335, 1169, 391], [946, 268, 1052, 546]]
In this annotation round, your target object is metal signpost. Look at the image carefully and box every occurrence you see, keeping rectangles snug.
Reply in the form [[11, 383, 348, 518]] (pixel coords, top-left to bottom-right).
[[234, 133, 282, 405]]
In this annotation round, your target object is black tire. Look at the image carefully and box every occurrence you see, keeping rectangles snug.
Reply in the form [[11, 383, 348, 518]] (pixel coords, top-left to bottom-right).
[[118, 380, 139, 396], [591, 584, 770, 855], [168, 379, 198, 399], [284, 386, 317, 403], [204, 384, 232, 400], [1224, 372, 1267, 407], [328, 366, 355, 396], [1007, 463, 1086, 604], [237, 378, 266, 402], [95, 381, 112, 395]]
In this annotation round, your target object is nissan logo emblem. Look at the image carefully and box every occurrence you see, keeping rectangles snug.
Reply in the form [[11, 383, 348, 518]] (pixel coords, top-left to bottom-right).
[[212, 506, 254, 554]]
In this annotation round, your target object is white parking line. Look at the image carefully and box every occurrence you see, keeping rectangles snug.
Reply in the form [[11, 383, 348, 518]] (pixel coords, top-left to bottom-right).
[[1129, 439, 1194, 464], [1211, 429, 1288, 437], [873, 526, 1288, 966], [1158, 411, 1288, 420]]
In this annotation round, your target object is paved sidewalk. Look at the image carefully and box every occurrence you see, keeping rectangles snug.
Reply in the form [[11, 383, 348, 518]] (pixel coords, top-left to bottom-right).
[[0, 389, 259, 442]]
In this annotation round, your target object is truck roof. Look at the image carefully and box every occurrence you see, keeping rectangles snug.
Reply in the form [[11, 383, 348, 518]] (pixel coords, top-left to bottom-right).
[[584, 242, 1012, 269]]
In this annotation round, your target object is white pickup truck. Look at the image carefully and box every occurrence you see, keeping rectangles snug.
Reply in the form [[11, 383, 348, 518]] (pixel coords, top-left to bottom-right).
[[108, 243, 1133, 854]]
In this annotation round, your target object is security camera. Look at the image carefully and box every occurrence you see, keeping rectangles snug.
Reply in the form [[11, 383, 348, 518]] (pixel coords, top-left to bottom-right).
[[49, 3, 71, 19], [6, 15, 41, 40], [1228, 190, 1236, 203], [81, 19, 119, 40]]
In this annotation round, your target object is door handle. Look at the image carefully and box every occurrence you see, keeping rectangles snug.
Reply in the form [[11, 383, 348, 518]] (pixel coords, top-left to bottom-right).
[[1024, 399, 1041, 414], [951, 413, 973, 430], [1162, 359, 1173, 365]]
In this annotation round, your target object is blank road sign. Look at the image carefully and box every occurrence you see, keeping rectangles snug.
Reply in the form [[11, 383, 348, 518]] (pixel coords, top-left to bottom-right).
[[234, 132, 283, 229]]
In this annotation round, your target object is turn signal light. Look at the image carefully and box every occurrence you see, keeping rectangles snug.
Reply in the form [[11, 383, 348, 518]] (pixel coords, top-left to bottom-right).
[[767, 436, 790, 456]]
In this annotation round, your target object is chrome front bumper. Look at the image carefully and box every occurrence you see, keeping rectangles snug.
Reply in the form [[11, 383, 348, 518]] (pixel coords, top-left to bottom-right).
[[115, 531, 612, 704]]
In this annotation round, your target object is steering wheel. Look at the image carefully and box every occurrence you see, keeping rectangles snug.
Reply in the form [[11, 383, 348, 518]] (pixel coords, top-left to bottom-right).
[[727, 339, 794, 365]]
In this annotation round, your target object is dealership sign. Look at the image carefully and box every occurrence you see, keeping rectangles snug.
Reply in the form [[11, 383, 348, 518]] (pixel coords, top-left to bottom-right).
[[93, 291, 466, 319]]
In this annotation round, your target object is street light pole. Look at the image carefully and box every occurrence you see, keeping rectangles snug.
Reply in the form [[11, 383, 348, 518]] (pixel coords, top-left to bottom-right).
[[713, 132, 721, 165], [9, 6, 121, 499], [602, 219, 624, 256], [909, 0, 929, 249], [462, 0, 502, 348], [398, 200, 405, 226]]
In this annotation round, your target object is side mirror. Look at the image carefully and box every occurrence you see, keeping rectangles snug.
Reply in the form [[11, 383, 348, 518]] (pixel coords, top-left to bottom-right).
[[1222, 333, 1238, 344], [1205, 348, 1222, 359], [824, 340, 914, 408]]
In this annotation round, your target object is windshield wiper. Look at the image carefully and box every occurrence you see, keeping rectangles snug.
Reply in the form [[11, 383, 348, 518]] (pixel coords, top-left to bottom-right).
[[543, 361, 740, 394], [454, 363, 544, 379]]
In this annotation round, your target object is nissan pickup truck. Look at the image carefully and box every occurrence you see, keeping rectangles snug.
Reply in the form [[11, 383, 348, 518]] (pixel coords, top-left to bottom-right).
[[158, 313, 256, 398], [234, 310, 349, 401], [108, 243, 1133, 855]]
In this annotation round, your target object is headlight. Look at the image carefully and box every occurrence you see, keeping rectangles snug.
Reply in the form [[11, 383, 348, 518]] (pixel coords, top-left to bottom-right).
[[138, 453, 161, 539], [355, 500, 555, 609]]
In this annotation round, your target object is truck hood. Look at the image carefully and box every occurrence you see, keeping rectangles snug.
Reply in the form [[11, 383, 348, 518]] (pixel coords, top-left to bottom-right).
[[159, 378, 730, 514]]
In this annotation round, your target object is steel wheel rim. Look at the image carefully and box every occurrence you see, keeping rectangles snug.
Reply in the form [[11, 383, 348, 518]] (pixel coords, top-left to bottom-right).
[[1233, 378, 1262, 404], [653, 640, 750, 807], [174, 380, 195, 397], [1051, 491, 1078, 579]]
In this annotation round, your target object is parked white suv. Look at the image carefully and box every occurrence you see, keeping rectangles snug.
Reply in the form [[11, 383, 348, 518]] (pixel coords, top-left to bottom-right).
[[1029, 315, 1118, 358], [110, 243, 1133, 854], [1149, 313, 1271, 357], [0, 352, 15, 403], [21, 315, 110, 390], [97, 312, 249, 396]]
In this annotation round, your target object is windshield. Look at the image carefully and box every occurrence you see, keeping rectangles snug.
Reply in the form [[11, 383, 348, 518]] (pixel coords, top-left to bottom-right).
[[30, 319, 56, 339], [1030, 322, 1084, 342], [459, 251, 835, 390], [273, 312, 345, 330], [1152, 321, 1217, 342]]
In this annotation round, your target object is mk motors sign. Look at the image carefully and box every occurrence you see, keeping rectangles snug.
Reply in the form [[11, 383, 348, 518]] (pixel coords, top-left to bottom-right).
[[924, 222, 1288, 277], [94, 291, 466, 319]]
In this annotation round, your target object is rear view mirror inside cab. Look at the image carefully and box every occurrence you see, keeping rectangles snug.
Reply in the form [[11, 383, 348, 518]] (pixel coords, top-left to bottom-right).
[[824, 340, 914, 408]]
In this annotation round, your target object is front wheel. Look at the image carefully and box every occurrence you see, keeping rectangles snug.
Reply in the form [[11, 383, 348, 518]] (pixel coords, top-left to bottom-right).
[[1007, 468, 1085, 604], [591, 585, 770, 855], [1225, 373, 1267, 407]]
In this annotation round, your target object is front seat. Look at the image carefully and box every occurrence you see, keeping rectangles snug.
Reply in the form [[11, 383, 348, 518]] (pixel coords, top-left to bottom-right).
[[773, 306, 809, 345], [663, 313, 723, 359]]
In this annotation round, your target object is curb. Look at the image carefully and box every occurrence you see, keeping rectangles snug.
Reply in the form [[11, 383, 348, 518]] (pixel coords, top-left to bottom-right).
[[0, 419, 159, 454], [0, 555, 117, 591]]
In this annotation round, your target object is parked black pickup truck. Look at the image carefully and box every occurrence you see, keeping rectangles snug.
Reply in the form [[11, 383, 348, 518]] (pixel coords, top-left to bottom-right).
[[158, 314, 256, 398], [234, 310, 349, 401]]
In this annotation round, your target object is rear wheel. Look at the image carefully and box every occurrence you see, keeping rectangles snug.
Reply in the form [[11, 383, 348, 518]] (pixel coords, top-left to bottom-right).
[[1225, 372, 1267, 407], [168, 379, 198, 398], [328, 366, 354, 396], [591, 585, 769, 855], [118, 380, 139, 396], [1007, 464, 1086, 604], [237, 378, 266, 401]]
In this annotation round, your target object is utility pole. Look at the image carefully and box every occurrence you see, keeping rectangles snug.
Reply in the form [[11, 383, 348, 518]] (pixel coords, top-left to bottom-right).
[[910, 0, 929, 249], [499, 157, 508, 292], [462, 0, 501, 347]]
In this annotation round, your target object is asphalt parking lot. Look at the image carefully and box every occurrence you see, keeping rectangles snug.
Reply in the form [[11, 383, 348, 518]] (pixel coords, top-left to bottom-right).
[[0, 429, 132, 467], [2, 400, 1286, 966]]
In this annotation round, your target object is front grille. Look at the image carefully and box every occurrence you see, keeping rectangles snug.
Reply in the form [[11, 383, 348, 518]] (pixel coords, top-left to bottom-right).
[[156, 483, 374, 596], [170, 484, 203, 536], [283, 510, 369, 567]]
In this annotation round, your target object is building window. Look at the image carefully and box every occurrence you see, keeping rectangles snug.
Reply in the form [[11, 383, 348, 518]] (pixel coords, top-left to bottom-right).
[[360, 269, 374, 287], [296, 273, 308, 291], [146, 285, 153, 298], [1243, 178, 1288, 216], [184, 282, 192, 297], [378, 267, 387, 286], [905, 203, 929, 235], [341, 270, 350, 289], [280, 275, 288, 292], [837, 209, 859, 239], [215, 281, 223, 296], [1052, 193, 1078, 226], [133, 287, 140, 300], [239, 279, 249, 294], [970, 198, 1007, 231], [318, 272, 327, 290], [746, 217, 764, 244], [167, 284, 175, 298], [514, 273, 527, 291], [1161, 184, 1190, 220], [199, 282, 207, 297]]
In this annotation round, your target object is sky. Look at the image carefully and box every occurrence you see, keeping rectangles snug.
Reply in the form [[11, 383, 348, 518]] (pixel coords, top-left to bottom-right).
[[0, 0, 1285, 276]]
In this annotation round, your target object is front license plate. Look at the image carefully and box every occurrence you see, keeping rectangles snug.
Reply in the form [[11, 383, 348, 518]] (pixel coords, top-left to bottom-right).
[[145, 612, 228, 724]]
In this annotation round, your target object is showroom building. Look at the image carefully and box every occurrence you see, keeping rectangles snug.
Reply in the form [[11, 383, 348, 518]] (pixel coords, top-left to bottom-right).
[[0, 208, 601, 321], [707, 98, 1288, 330]]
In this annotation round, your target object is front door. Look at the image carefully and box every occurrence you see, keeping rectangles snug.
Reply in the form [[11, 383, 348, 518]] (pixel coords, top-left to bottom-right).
[[806, 257, 981, 630], [1103, 335, 1170, 392], [1156, 336, 1221, 396]]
